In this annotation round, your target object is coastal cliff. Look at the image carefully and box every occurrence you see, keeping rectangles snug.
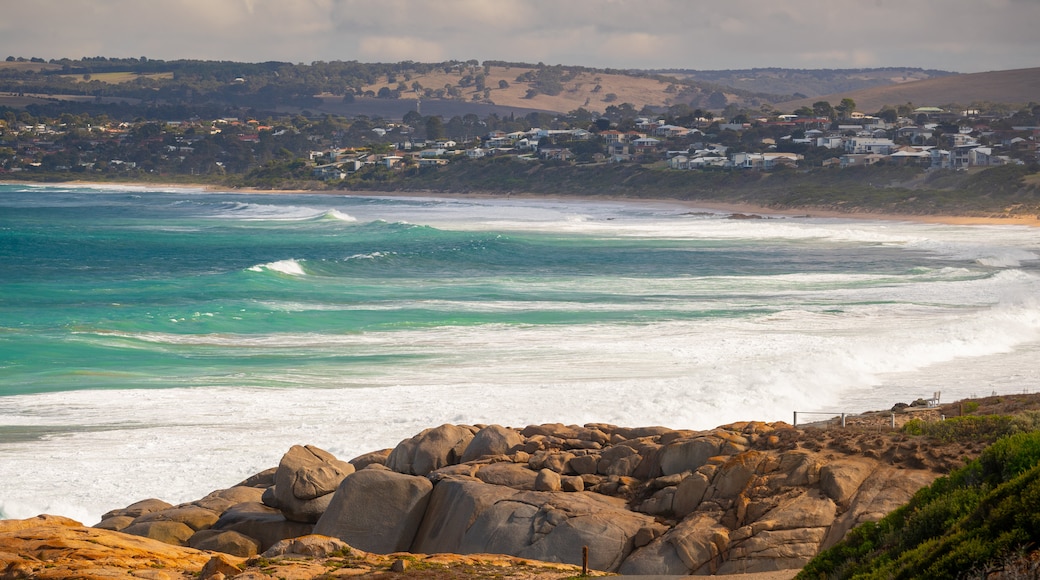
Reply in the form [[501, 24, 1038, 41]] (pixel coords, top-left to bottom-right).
[[3, 401, 998, 579]]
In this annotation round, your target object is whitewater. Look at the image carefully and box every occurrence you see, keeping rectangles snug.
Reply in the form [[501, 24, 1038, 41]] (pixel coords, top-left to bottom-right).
[[1, 183, 1039, 525]]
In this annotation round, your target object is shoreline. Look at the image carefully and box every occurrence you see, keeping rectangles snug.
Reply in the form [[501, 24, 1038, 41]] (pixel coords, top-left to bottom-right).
[[5, 179, 1039, 227]]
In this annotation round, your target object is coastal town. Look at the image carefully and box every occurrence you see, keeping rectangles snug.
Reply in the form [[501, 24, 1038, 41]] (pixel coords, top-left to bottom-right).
[[1, 99, 1038, 184]]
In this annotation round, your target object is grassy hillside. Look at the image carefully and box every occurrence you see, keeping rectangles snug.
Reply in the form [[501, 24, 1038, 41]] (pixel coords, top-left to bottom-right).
[[780, 67, 1040, 113], [798, 426, 1040, 579]]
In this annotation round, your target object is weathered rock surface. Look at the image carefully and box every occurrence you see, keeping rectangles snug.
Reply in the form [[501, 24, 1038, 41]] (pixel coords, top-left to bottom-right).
[[0, 514, 218, 579], [385, 423, 478, 475], [264, 444, 355, 523], [313, 468, 433, 553]]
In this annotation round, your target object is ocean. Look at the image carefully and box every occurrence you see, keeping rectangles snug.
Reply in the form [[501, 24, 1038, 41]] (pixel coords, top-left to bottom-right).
[[1, 182, 1039, 525]]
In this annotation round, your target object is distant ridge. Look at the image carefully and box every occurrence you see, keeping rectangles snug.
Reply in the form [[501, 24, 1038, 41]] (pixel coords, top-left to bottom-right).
[[779, 67, 1040, 112]]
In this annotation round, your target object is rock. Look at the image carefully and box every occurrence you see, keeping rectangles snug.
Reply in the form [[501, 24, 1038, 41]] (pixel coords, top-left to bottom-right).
[[412, 476, 654, 572], [659, 437, 723, 476], [673, 471, 711, 516], [189, 529, 261, 557], [412, 478, 519, 553], [349, 448, 391, 470], [461, 424, 524, 463], [385, 424, 477, 475], [236, 467, 277, 488], [566, 454, 599, 475], [211, 501, 314, 551], [561, 475, 585, 492], [710, 451, 764, 499], [93, 515, 135, 531], [262, 534, 353, 558], [133, 504, 220, 531], [819, 458, 875, 507], [100, 497, 173, 520], [199, 553, 242, 580], [121, 519, 196, 546], [391, 558, 408, 572], [0, 515, 216, 579], [475, 462, 538, 490], [266, 444, 355, 523], [822, 466, 936, 549], [535, 468, 562, 491], [313, 468, 433, 553], [193, 486, 266, 513]]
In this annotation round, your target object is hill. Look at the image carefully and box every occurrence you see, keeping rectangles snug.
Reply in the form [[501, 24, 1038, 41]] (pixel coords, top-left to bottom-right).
[[658, 67, 953, 99], [779, 67, 1040, 113]]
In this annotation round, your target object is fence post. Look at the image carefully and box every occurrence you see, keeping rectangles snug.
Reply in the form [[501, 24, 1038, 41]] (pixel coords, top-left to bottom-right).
[[841, 413, 846, 428], [582, 545, 588, 576], [891, 413, 896, 429], [793, 411, 798, 427]]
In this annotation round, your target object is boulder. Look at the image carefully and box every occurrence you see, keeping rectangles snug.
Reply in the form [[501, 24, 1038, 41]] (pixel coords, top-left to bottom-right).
[[94, 515, 134, 531], [411, 477, 518, 554], [99, 497, 172, 520], [193, 486, 266, 513], [262, 534, 353, 558], [313, 468, 433, 553], [659, 437, 723, 476], [475, 462, 538, 490], [385, 424, 477, 475], [121, 520, 196, 546], [236, 467, 277, 488], [188, 529, 261, 557], [349, 448, 391, 470], [819, 458, 876, 507], [461, 424, 524, 463], [411, 476, 654, 572], [266, 444, 355, 523], [211, 502, 314, 551], [133, 505, 220, 531], [535, 468, 562, 492]]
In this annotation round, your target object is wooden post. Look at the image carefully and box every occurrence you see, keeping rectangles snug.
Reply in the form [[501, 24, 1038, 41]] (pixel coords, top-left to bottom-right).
[[793, 411, 798, 427], [891, 413, 896, 429], [841, 413, 846, 428], [582, 545, 588, 576]]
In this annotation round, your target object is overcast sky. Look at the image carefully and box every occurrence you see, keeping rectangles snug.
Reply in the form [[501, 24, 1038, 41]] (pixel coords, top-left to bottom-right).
[[2, 0, 1037, 73]]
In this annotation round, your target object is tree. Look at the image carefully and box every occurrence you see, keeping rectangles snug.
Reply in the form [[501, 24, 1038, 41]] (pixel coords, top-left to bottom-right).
[[812, 101, 834, 119], [425, 116, 444, 140], [836, 97, 856, 119], [498, 79, 509, 89]]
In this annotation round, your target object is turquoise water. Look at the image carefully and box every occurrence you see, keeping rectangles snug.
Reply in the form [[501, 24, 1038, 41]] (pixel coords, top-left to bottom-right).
[[1, 183, 1038, 523], [1, 185, 950, 396]]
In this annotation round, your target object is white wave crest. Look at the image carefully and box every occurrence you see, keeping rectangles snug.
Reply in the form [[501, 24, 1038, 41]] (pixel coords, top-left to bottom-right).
[[247, 259, 306, 276], [320, 209, 357, 222]]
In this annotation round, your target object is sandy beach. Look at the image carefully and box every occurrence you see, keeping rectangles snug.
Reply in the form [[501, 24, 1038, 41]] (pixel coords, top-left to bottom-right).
[[9, 179, 1039, 228]]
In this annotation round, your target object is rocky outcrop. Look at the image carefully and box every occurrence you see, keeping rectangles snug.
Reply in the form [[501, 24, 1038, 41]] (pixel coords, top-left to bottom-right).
[[313, 468, 433, 553], [262, 444, 355, 523], [70, 418, 975, 574]]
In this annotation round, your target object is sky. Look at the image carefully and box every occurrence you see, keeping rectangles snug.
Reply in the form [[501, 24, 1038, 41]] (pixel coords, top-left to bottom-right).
[[1, 0, 1038, 74]]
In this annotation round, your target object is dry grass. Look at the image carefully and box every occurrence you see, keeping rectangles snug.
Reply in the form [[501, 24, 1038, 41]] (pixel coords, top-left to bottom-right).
[[59, 71, 174, 84], [360, 65, 684, 113], [779, 67, 1040, 112]]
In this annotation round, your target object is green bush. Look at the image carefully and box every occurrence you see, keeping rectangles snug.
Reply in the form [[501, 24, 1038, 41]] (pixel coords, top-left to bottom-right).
[[901, 415, 1017, 442], [797, 431, 1040, 579]]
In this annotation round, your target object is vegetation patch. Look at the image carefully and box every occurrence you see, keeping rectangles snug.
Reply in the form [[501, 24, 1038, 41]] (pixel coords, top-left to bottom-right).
[[797, 430, 1040, 579]]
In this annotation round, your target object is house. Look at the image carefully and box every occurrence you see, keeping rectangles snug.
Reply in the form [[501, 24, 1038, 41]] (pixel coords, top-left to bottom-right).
[[539, 147, 574, 162], [466, 148, 486, 159], [844, 138, 895, 155], [417, 158, 449, 167], [632, 137, 661, 155], [380, 155, 403, 169], [840, 154, 887, 168]]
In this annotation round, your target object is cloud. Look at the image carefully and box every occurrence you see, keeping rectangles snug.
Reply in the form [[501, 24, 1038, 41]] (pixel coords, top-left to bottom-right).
[[0, 0, 1037, 72]]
